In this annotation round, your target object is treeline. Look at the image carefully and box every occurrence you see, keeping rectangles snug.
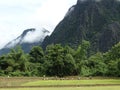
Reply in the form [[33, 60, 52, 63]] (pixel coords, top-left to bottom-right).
[[0, 40, 120, 77]]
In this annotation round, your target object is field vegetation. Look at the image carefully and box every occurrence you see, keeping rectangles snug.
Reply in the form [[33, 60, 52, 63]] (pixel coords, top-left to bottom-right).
[[0, 77, 120, 90]]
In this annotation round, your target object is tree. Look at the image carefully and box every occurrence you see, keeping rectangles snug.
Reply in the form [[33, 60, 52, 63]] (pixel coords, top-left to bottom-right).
[[104, 42, 120, 76], [105, 42, 120, 60], [44, 44, 76, 77], [29, 46, 44, 63], [9, 46, 30, 72], [29, 46, 46, 76], [107, 60, 119, 76], [75, 40, 90, 63], [117, 59, 120, 76], [74, 40, 90, 75], [88, 52, 107, 76], [0, 46, 31, 76], [63, 54, 76, 76], [64, 45, 75, 56]]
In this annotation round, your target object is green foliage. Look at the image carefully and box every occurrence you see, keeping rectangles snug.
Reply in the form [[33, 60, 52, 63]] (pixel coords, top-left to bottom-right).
[[44, 44, 76, 77], [29, 46, 44, 63], [107, 60, 119, 76], [105, 42, 120, 60], [75, 40, 90, 75], [88, 53, 107, 76], [104, 42, 120, 76], [0, 41, 120, 77], [75, 40, 90, 62], [0, 46, 31, 76]]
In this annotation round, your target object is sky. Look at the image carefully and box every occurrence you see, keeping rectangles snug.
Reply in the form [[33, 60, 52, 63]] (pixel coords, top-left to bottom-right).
[[0, 0, 77, 49]]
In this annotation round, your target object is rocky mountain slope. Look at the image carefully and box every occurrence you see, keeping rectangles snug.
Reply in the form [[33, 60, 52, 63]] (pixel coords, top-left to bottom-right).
[[42, 0, 120, 52]]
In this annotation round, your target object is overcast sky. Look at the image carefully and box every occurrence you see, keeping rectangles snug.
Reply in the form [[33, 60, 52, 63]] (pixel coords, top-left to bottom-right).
[[0, 0, 77, 49]]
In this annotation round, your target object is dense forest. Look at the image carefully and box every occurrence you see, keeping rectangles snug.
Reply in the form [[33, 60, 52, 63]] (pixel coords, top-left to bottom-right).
[[0, 40, 120, 77]]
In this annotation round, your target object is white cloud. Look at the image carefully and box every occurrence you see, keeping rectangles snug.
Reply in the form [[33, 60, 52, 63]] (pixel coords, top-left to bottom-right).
[[22, 29, 47, 43], [0, 0, 77, 49]]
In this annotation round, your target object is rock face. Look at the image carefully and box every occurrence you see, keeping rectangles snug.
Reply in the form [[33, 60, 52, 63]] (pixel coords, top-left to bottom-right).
[[0, 28, 49, 55], [42, 0, 120, 52]]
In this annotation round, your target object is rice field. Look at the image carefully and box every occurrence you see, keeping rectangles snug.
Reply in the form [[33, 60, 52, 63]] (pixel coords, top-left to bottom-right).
[[0, 77, 120, 90], [1, 87, 120, 90]]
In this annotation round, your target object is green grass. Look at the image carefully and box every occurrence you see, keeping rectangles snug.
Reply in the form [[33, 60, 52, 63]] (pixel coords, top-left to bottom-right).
[[1, 86, 120, 90], [0, 77, 120, 90], [0, 77, 42, 87], [22, 79, 120, 86]]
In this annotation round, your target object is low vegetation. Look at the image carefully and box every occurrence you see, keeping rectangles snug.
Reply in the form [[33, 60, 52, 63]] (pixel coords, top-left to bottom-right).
[[0, 77, 119, 89], [0, 77, 120, 87], [22, 79, 120, 86]]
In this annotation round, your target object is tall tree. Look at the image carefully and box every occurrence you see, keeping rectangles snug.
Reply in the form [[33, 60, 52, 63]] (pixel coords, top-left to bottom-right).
[[75, 40, 90, 75], [29, 46, 44, 63], [104, 42, 120, 76], [88, 52, 107, 76], [45, 44, 76, 77]]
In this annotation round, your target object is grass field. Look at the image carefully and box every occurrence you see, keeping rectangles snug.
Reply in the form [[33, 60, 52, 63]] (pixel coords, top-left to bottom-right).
[[0, 77, 43, 87], [0, 86, 120, 90], [0, 77, 120, 90], [22, 79, 120, 86]]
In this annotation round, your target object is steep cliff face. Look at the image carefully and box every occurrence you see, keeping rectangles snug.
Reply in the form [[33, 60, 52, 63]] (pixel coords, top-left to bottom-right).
[[42, 0, 120, 52]]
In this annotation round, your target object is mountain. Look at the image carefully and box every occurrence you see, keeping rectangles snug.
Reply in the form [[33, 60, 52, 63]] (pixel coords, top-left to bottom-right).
[[0, 28, 49, 55], [42, 0, 120, 52]]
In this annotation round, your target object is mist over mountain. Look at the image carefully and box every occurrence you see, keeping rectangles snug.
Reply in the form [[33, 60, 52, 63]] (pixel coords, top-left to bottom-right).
[[42, 0, 120, 53], [0, 28, 49, 55]]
